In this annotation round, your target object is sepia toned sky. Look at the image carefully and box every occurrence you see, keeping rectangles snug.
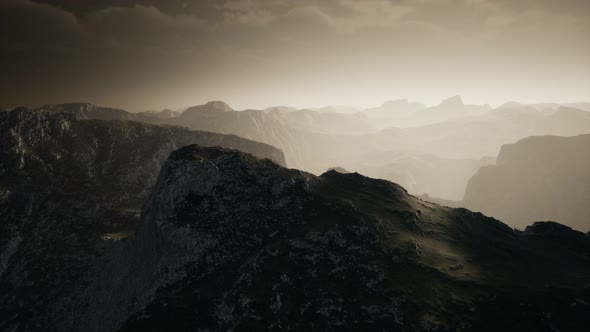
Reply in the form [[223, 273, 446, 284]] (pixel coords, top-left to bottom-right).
[[1, 0, 589, 111]]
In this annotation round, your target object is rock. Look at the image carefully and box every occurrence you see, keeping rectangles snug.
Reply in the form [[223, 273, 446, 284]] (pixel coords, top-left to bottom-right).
[[0, 109, 285, 330], [61, 145, 590, 331], [463, 134, 590, 231]]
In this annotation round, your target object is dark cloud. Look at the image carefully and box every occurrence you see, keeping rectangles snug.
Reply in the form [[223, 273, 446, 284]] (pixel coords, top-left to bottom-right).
[[1, 0, 589, 110]]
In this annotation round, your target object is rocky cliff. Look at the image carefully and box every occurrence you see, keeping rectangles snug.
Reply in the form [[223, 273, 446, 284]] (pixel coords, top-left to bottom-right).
[[56, 145, 590, 331], [0, 109, 285, 330], [463, 134, 590, 231], [1, 112, 588, 330]]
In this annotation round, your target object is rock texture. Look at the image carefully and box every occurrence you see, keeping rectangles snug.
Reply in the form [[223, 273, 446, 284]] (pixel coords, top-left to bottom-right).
[[463, 134, 590, 231], [1, 109, 589, 330], [0, 109, 285, 330], [57, 145, 590, 331]]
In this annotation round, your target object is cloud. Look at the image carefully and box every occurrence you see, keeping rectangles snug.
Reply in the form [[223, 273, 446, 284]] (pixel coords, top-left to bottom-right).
[[1, 0, 589, 110]]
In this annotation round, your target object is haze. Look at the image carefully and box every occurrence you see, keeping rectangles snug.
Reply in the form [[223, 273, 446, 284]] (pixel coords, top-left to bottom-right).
[[1, 0, 590, 111]]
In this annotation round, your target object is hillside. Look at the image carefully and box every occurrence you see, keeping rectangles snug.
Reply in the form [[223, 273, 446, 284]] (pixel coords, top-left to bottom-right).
[[0, 109, 285, 330], [463, 135, 590, 231], [35, 145, 590, 331]]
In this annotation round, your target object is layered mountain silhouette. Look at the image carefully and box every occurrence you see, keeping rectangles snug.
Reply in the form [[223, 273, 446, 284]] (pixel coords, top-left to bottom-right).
[[354, 152, 495, 200], [6, 144, 586, 331], [363, 99, 427, 129], [0, 109, 284, 330], [462, 134, 590, 231], [1, 105, 589, 330], [14, 99, 590, 222], [35, 103, 158, 123], [362, 96, 491, 129], [422, 135, 590, 232]]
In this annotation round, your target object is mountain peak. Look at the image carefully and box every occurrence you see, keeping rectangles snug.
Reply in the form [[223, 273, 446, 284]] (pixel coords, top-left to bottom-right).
[[204, 100, 232, 112], [440, 95, 464, 107]]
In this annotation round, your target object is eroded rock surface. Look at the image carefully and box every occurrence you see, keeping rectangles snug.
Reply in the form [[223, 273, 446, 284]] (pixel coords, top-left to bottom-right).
[[62, 145, 590, 331], [0, 109, 285, 330]]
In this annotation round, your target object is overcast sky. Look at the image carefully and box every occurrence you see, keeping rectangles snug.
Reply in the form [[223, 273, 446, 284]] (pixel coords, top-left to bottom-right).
[[1, 0, 589, 111]]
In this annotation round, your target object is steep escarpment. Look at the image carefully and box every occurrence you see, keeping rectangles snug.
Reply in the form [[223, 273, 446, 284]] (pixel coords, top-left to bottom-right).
[[0, 109, 285, 330], [463, 134, 590, 231], [63, 145, 590, 331]]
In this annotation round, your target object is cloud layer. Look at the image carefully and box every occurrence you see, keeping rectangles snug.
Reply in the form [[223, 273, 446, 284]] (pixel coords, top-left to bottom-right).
[[2, 0, 589, 110]]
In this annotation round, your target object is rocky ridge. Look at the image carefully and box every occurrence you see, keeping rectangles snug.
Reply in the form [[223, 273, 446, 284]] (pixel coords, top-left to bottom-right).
[[463, 134, 590, 231], [54, 145, 590, 331], [0, 109, 285, 330]]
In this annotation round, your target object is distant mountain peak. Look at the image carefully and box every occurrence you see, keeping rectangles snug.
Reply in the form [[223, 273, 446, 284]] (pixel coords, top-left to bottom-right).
[[204, 100, 232, 112], [440, 95, 464, 107]]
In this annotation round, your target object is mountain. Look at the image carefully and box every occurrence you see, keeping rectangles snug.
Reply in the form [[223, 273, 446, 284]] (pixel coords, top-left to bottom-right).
[[0, 109, 285, 330], [410, 96, 492, 126], [350, 152, 495, 200], [462, 134, 590, 231], [170, 101, 304, 165], [163, 100, 590, 204], [315, 105, 363, 114], [27, 101, 590, 205], [169, 101, 374, 168], [46, 145, 590, 331], [363, 96, 491, 129], [363, 99, 427, 129], [35, 103, 151, 122], [276, 109, 374, 135], [380, 105, 590, 159], [138, 109, 181, 119], [262, 105, 298, 113], [499, 102, 590, 113]]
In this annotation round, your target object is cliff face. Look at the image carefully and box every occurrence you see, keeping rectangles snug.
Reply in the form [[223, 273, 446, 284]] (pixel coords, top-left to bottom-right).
[[0, 109, 285, 330], [60, 145, 589, 331], [463, 135, 590, 231]]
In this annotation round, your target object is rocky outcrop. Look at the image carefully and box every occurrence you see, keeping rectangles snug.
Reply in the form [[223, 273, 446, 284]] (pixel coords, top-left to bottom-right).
[[0, 109, 285, 330], [463, 134, 590, 231], [57, 145, 590, 331]]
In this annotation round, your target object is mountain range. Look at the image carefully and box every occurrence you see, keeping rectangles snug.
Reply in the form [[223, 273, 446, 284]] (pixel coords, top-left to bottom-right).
[[0, 103, 589, 330], [462, 134, 590, 231], [422, 135, 590, 232], [1, 134, 588, 330], [24, 97, 590, 214], [0, 108, 284, 330], [30, 98, 590, 201]]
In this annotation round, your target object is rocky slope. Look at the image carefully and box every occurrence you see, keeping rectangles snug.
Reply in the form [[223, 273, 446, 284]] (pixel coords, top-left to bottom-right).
[[168, 101, 375, 168], [46, 145, 590, 331], [35, 103, 158, 122], [463, 134, 590, 231], [32, 102, 590, 202], [0, 109, 285, 330]]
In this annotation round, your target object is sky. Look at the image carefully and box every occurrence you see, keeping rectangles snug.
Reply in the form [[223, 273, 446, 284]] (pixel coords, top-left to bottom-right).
[[1, 0, 589, 111]]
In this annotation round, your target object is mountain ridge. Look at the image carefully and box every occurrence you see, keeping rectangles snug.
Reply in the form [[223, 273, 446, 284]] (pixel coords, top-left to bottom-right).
[[56, 144, 590, 331]]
